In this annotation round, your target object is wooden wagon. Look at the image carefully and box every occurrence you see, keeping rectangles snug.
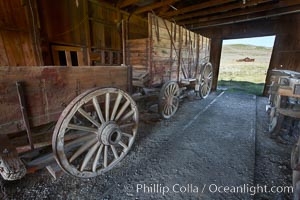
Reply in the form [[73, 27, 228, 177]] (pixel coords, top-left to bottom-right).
[[267, 69, 300, 136], [0, 1, 212, 181], [127, 14, 213, 119], [0, 66, 139, 180]]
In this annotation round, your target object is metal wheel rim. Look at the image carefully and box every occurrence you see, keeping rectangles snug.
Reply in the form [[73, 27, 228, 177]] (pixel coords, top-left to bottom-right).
[[159, 81, 179, 119], [268, 107, 278, 133], [52, 87, 138, 178], [199, 62, 213, 99]]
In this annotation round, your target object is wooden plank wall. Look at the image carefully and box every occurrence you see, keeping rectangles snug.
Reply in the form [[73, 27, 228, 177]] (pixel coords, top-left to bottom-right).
[[127, 14, 211, 87], [0, 66, 128, 135], [149, 14, 211, 86], [0, 0, 39, 66], [37, 0, 148, 66]]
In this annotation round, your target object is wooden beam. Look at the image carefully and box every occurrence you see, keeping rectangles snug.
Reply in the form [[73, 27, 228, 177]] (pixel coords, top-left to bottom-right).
[[163, 0, 235, 18], [190, 5, 300, 30], [210, 38, 222, 91], [158, 5, 171, 15], [174, 0, 273, 21], [117, 0, 140, 8], [182, 0, 300, 26], [133, 0, 179, 15]]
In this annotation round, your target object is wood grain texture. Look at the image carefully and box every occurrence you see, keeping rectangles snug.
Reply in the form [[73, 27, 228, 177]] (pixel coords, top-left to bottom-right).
[[0, 66, 128, 135]]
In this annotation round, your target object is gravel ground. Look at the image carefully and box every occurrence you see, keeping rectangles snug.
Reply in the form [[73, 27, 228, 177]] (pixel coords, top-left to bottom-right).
[[2, 92, 294, 200]]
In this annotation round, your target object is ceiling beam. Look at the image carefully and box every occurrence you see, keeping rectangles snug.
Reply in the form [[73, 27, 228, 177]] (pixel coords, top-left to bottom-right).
[[117, 0, 140, 8], [182, 0, 300, 26], [133, 0, 179, 14], [162, 0, 235, 18], [190, 5, 300, 30], [174, 0, 273, 21]]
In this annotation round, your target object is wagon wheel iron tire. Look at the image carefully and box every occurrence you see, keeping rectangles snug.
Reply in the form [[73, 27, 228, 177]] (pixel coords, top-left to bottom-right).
[[159, 81, 180, 119], [52, 87, 138, 178], [199, 62, 213, 99]]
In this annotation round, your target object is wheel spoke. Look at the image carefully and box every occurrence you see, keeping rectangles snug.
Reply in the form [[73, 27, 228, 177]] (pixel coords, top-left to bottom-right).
[[69, 138, 97, 163], [92, 97, 105, 124], [65, 134, 95, 149], [111, 92, 123, 120], [111, 145, 119, 159], [92, 144, 104, 172], [115, 100, 130, 121], [120, 122, 135, 129], [163, 104, 168, 115], [120, 110, 134, 122], [80, 142, 100, 171], [103, 145, 108, 167], [121, 132, 133, 138], [67, 124, 98, 133], [105, 93, 110, 122], [168, 105, 173, 114], [78, 108, 101, 128], [119, 141, 128, 150]]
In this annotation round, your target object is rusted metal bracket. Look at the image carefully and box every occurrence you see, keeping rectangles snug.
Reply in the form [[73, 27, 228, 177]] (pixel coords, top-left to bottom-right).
[[16, 81, 34, 150]]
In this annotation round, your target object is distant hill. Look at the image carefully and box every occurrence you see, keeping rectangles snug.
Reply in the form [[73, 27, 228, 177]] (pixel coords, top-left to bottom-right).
[[221, 44, 273, 64], [219, 44, 273, 84]]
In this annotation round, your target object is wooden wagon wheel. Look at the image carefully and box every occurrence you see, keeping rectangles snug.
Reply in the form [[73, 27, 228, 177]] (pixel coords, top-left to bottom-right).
[[199, 62, 213, 99], [52, 87, 138, 178], [159, 81, 180, 119], [268, 94, 285, 136], [269, 110, 284, 137]]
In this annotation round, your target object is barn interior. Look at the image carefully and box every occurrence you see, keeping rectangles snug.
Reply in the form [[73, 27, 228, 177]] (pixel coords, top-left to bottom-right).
[[0, 0, 300, 199]]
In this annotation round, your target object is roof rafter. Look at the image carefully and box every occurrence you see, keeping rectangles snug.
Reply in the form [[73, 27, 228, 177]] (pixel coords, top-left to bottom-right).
[[133, 0, 179, 14], [190, 5, 300, 30], [117, 0, 140, 8], [182, 0, 299, 26], [162, 0, 235, 18], [174, 0, 274, 21]]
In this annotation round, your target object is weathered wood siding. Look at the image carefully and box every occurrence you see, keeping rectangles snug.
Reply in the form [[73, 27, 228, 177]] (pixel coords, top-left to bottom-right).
[[38, 0, 148, 66], [0, 66, 128, 135], [127, 14, 211, 87], [0, 0, 40, 66]]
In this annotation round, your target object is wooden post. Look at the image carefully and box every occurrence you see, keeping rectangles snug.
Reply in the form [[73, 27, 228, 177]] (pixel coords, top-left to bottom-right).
[[16, 81, 34, 150], [83, 0, 91, 65], [148, 13, 153, 84], [122, 20, 126, 65], [210, 38, 222, 91]]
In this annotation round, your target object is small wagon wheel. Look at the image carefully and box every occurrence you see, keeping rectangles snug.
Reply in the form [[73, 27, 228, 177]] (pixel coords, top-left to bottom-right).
[[159, 81, 180, 119], [268, 94, 285, 136], [199, 62, 213, 99], [52, 87, 138, 178]]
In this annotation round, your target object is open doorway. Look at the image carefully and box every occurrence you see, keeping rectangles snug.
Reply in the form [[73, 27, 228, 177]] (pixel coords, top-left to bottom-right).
[[218, 36, 275, 95]]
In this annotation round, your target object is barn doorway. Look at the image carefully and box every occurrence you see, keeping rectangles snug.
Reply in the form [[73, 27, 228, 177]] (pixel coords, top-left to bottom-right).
[[217, 36, 275, 95]]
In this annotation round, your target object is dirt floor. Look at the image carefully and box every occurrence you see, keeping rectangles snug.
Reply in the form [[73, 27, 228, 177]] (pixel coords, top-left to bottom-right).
[[2, 92, 294, 200]]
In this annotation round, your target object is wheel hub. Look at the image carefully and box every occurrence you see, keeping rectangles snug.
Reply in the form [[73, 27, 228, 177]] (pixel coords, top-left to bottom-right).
[[98, 122, 122, 145], [167, 96, 174, 105]]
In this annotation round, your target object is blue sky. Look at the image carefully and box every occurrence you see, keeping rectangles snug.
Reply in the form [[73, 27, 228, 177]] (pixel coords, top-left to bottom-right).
[[223, 36, 276, 47]]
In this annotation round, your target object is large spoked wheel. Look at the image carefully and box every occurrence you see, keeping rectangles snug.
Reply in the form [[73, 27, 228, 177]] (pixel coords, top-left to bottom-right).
[[199, 62, 213, 99], [159, 81, 180, 119], [52, 87, 138, 178]]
